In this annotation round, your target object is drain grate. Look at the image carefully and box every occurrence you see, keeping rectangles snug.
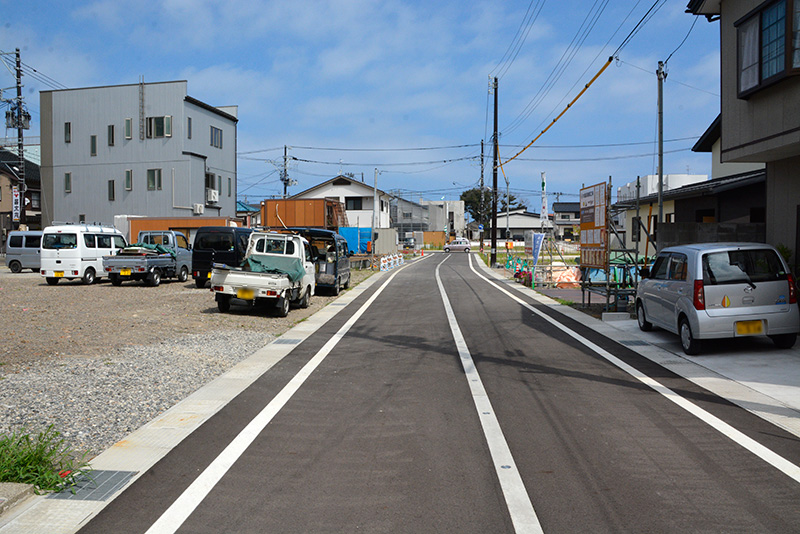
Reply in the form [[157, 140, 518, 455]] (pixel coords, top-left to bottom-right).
[[48, 470, 136, 501], [273, 338, 302, 345]]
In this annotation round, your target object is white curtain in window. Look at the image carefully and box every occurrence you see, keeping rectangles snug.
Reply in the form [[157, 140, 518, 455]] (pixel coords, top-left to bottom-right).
[[739, 17, 759, 91]]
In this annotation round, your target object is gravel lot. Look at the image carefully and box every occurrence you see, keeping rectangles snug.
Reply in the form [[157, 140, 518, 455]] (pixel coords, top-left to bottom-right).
[[0, 263, 373, 458]]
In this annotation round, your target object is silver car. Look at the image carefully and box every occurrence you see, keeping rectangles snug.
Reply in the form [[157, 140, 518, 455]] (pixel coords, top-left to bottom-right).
[[444, 238, 471, 253], [636, 242, 799, 355]]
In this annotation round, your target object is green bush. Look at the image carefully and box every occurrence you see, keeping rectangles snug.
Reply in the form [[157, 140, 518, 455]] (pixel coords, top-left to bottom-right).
[[0, 425, 91, 494]]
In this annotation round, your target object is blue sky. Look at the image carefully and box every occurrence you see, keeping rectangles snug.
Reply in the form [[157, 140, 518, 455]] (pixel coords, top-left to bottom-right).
[[2, 0, 720, 215]]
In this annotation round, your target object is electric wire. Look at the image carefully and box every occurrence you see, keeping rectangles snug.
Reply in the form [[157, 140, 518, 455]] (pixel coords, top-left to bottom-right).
[[503, 0, 609, 136]]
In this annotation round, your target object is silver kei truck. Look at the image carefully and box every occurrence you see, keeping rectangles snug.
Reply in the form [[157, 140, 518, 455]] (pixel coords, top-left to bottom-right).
[[210, 231, 316, 317], [102, 230, 192, 287]]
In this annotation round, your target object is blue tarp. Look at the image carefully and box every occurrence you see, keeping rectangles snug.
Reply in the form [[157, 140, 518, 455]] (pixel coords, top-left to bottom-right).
[[339, 227, 372, 254]]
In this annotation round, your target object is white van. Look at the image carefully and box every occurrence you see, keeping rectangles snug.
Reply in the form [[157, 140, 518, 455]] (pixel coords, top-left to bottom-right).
[[40, 223, 127, 285], [5, 230, 43, 273]]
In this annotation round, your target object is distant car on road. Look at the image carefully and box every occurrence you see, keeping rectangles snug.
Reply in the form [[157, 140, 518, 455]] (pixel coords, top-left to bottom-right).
[[444, 238, 470, 253], [636, 242, 800, 355]]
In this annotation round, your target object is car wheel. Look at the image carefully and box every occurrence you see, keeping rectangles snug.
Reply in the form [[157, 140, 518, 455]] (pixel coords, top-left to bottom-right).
[[444, 247, 450, 253], [148, 269, 162, 287], [8, 260, 22, 273], [82, 268, 96, 285], [178, 266, 189, 283], [195, 277, 206, 289], [679, 317, 701, 355], [343, 275, 350, 289], [769, 333, 797, 349], [109, 273, 123, 286], [217, 295, 232, 313], [636, 302, 652, 331], [332, 278, 340, 296], [464, 248, 470, 253], [300, 286, 311, 309], [45, 277, 59, 286], [275, 296, 290, 317]]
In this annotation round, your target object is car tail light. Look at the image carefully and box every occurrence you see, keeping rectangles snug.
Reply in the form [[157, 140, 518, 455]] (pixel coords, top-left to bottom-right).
[[693, 279, 705, 310], [788, 274, 797, 304], [212, 285, 224, 292]]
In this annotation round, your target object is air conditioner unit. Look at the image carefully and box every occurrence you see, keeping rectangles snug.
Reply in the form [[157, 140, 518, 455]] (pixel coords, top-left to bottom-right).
[[193, 203, 204, 215], [206, 188, 219, 204]]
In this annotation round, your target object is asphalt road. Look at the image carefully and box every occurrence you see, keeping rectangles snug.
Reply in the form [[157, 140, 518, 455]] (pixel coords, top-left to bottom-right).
[[78, 253, 800, 533]]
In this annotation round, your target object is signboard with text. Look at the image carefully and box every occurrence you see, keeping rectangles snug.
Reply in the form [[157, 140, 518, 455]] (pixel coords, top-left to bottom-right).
[[579, 182, 608, 269], [11, 186, 20, 222]]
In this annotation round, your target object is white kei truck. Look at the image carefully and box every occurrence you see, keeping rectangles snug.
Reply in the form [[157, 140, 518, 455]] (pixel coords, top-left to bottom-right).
[[210, 231, 316, 317]]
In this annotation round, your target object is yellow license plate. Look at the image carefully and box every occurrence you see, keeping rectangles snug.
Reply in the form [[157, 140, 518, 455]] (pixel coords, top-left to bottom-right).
[[121, 269, 131, 276], [237, 288, 255, 300], [736, 320, 763, 336], [54, 271, 64, 277]]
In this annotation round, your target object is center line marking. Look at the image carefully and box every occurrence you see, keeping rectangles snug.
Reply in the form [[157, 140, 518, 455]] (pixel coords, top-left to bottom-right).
[[436, 257, 543, 534]]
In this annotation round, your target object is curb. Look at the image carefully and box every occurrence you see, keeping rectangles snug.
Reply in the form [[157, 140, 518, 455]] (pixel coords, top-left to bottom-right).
[[0, 484, 34, 518]]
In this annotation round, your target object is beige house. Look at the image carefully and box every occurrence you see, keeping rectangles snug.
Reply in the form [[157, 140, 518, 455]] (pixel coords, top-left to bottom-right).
[[687, 0, 800, 271]]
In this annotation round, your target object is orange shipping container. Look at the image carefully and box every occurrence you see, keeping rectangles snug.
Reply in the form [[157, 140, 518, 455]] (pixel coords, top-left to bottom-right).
[[261, 199, 347, 229]]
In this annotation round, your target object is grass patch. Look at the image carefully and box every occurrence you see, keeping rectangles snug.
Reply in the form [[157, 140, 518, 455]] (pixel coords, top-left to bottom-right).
[[0, 424, 91, 494], [553, 297, 575, 306]]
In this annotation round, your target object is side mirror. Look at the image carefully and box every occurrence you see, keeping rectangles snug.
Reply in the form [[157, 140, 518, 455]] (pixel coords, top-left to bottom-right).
[[639, 267, 650, 279]]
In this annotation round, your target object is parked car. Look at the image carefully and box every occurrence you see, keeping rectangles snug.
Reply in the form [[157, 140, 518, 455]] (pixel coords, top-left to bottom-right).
[[636, 242, 800, 355], [403, 237, 416, 250], [444, 238, 471, 253], [103, 230, 191, 286], [192, 226, 252, 288], [5, 230, 42, 273], [285, 228, 351, 295], [40, 223, 127, 285]]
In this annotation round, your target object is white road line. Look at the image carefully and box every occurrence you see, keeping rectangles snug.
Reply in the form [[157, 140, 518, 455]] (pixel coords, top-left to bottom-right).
[[436, 257, 544, 534], [468, 255, 800, 485], [145, 267, 407, 534]]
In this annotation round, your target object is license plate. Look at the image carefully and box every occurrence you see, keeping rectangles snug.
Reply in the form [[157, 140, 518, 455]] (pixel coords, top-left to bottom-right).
[[54, 271, 64, 277], [237, 288, 255, 300], [736, 320, 763, 336], [121, 269, 131, 276], [207, 272, 212, 278]]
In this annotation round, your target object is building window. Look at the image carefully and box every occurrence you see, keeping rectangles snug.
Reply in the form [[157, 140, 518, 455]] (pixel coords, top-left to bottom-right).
[[125, 118, 132, 140], [345, 197, 362, 210], [108, 180, 115, 201], [147, 169, 162, 191], [227, 176, 231, 197], [210, 126, 223, 148], [125, 169, 133, 191], [90, 135, 97, 156], [187, 117, 192, 139], [737, 0, 799, 96], [108, 124, 115, 146], [146, 116, 172, 138], [64, 122, 71, 143], [65, 172, 72, 193], [205, 172, 215, 189], [31, 192, 40, 209]]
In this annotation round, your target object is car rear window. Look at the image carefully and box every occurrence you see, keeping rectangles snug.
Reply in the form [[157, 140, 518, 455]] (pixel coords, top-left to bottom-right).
[[195, 233, 234, 251], [43, 233, 77, 249], [702, 249, 787, 285]]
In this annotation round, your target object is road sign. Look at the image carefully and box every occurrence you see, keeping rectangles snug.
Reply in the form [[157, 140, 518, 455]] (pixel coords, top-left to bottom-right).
[[478, 224, 484, 231]]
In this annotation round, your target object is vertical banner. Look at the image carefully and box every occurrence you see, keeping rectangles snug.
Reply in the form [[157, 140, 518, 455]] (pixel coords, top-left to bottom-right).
[[579, 182, 608, 269], [11, 186, 20, 222], [524, 231, 546, 268]]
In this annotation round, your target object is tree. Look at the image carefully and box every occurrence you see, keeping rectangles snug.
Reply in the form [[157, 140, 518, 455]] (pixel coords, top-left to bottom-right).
[[460, 187, 492, 224], [499, 192, 527, 213]]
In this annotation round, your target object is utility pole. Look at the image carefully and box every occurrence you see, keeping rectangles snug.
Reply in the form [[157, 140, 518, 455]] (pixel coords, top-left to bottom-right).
[[490, 77, 499, 267], [657, 61, 666, 240], [282, 145, 289, 198], [480, 139, 485, 253], [15, 48, 26, 229], [372, 168, 378, 269]]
